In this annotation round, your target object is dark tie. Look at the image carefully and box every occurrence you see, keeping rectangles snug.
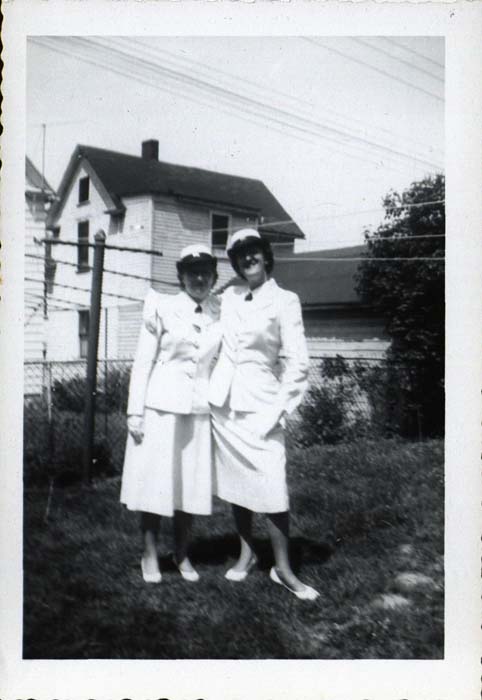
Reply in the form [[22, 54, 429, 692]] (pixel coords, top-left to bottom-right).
[[195, 304, 202, 313], [245, 292, 253, 301]]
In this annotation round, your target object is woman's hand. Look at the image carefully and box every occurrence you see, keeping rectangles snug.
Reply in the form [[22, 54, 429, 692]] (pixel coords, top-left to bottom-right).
[[256, 407, 285, 440], [127, 415, 145, 445]]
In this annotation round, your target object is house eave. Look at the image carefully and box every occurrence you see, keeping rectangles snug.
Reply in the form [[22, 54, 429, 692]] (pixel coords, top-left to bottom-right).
[[104, 205, 126, 216]]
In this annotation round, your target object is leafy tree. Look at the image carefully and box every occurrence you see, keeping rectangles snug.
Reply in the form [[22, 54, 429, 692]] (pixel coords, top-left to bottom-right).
[[355, 174, 445, 437]]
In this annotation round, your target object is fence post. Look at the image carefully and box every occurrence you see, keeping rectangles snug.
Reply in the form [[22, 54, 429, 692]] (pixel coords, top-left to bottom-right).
[[416, 407, 423, 442], [83, 230, 106, 483], [41, 358, 55, 476], [104, 307, 109, 441]]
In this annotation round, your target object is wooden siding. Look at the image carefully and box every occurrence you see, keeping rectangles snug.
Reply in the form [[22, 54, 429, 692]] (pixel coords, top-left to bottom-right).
[[25, 195, 48, 367], [306, 337, 389, 359], [303, 313, 388, 341], [47, 305, 120, 361], [117, 303, 143, 359], [303, 312, 389, 359]]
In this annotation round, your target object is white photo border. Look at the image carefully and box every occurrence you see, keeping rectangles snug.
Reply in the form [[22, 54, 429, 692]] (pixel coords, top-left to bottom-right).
[[2, 2, 482, 699]]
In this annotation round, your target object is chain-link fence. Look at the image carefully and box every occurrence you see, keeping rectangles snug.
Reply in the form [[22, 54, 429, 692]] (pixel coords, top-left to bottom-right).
[[24, 359, 131, 486], [24, 356, 437, 486]]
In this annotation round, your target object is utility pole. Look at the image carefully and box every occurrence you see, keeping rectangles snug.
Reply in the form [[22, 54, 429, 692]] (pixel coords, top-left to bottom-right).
[[41, 123, 46, 192], [83, 230, 106, 482]]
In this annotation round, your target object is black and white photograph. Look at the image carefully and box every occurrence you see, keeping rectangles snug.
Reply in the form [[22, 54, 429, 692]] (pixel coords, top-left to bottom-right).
[[2, 2, 481, 699]]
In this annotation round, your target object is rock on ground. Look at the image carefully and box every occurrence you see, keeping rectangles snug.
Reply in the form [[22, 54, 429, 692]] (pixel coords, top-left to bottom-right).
[[372, 593, 412, 611], [394, 572, 438, 592]]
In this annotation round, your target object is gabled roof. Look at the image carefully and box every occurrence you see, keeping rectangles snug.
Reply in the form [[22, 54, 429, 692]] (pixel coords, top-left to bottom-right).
[[274, 245, 367, 307], [48, 144, 304, 238], [25, 156, 55, 196]]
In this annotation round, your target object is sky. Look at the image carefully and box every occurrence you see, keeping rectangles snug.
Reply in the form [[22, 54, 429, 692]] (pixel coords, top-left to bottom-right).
[[26, 36, 444, 251]]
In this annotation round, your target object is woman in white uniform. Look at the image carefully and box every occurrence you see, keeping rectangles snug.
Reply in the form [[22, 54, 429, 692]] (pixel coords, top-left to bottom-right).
[[210, 229, 319, 600], [121, 244, 221, 584]]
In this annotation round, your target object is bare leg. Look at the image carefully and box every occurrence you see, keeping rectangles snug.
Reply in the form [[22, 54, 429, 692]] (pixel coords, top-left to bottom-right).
[[140, 511, 161, 576], [173, 510, 197, 574], [267, 511, 311, 593], [230, 504, 256, 572]]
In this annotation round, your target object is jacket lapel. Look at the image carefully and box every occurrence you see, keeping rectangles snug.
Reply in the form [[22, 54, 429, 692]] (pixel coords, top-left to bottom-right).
[[250, 278, 277, 312]]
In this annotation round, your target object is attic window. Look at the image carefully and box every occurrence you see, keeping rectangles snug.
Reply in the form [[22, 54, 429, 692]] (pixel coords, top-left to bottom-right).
[[78, 176, 90, 204], [211, 213, 230, 251], [109, 213, 124, 235]]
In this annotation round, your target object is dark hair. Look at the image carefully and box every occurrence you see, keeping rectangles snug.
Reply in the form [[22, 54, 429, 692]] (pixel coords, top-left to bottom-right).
[[228, 237, 274, 279], [176, 258, 218, 288]]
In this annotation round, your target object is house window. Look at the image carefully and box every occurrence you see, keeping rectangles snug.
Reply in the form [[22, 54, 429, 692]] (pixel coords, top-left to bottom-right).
[[78, 176, 90, 204], [78, 310, 90, 358], [211, 213, 230, 252], [77, 221, 89, 271]]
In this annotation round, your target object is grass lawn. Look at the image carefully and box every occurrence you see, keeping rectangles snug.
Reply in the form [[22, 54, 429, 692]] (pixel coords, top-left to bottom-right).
[[23, 438, 444, 659]]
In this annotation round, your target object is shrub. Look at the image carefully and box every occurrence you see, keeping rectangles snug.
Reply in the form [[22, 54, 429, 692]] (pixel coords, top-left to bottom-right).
[[296, 357, 367, 446], [355, 174, 445, 438], [52, 366, 131, 414], [98, 365, 130, 414], [52, 375, 85, 413], [24, 399, 117, 487]]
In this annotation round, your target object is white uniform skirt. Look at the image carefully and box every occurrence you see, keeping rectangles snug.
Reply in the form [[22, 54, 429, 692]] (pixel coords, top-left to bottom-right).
[[211, 403, 289, 513], [120, 408, 213, 517]]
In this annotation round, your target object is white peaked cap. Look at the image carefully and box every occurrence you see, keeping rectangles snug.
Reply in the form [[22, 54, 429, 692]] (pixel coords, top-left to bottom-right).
[[178, 244, 215, 261], [226, 228, 261, 252]]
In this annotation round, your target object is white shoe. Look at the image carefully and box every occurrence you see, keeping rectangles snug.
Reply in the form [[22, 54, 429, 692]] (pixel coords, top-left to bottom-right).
[[225, 555, 258, 582], [270, 567, 319, 600], [141, 557, 162, 584], [173, 555, 200, 582], [174, 560, 201, 583]]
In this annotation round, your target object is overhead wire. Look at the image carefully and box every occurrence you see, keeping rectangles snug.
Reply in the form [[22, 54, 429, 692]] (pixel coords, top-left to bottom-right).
[[382, 38, 445, 70], [25, 291, 88, 311], [276, 256, 445, 262], [24, 301, 44, 325], [350, 38, 444, 83], [28, 196, 445, 285], [31, 36, 442, 174], [25, 276, 144, 303], [124, 37, 444, 160], [304, 38, 444, 103], [67, 37, 411, 172], [83, 36, 443, 171], [103, 36, 444, 167], [25, 252, 179, 288], [257, 198, 445, 231], [30, 37, 316, 152], [37, 238, 164, 257]]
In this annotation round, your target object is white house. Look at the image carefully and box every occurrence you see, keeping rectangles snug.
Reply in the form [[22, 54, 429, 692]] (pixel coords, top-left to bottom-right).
[[45, 140, 303, 360]]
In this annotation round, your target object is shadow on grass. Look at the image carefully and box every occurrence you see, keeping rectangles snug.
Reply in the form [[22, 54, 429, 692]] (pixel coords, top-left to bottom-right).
[[164, 533, 335, 572]]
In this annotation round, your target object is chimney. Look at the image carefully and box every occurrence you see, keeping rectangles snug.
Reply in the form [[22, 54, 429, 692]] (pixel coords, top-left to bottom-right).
[[141, 140, 159, 161]]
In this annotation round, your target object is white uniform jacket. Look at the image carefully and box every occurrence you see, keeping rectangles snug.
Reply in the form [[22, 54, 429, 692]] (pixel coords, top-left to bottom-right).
[[127, 288, 221, 417], [209, 278, 309, 416]]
